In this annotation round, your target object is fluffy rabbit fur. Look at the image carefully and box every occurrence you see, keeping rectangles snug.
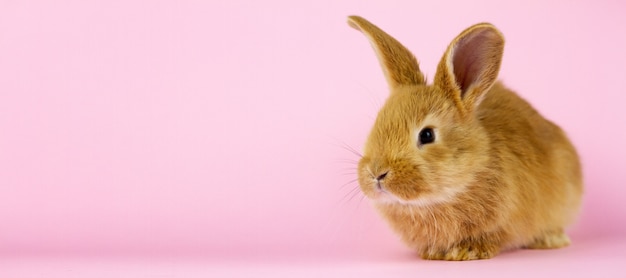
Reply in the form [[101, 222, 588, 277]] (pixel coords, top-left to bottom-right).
[[348, 16, 583, 260]]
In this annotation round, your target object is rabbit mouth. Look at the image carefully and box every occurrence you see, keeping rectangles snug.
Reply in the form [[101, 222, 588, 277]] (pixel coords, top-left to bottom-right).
[[371, 182, 409, 204], [372, 189, 401, 204]]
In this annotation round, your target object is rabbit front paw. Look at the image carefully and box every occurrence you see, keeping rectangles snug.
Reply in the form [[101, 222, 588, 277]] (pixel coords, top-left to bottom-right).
[[420, 239, 500, 261]]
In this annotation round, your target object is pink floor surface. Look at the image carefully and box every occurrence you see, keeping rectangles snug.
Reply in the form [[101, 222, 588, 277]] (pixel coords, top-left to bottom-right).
[[2, 238, 625, 277]]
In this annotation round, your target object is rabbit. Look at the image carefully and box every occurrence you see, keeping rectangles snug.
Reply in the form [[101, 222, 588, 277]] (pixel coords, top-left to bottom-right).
[[347, 15, 583, 260]]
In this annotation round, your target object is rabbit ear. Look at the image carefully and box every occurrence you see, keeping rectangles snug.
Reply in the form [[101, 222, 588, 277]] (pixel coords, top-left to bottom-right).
[[434, 23, 504, 113], [348, 16, 425, 89]]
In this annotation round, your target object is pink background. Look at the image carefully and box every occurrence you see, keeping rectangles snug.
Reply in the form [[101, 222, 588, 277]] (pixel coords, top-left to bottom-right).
[[1, 0, 625, 276]]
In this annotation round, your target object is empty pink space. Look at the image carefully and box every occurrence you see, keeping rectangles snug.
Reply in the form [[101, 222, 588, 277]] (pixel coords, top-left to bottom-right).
[[1, 0, 625, 276]]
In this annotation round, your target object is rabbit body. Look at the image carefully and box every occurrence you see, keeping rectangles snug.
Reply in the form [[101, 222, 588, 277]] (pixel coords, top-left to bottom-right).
[[349, 16, 583, 260]]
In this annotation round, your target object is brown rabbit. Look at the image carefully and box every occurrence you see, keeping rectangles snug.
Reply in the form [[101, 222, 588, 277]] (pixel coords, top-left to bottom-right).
[[348, 16, 583, 260]]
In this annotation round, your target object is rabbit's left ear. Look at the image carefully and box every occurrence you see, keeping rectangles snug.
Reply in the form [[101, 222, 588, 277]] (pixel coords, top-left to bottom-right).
[[434, 23, 504, 112], [348, 16, 425, 90]]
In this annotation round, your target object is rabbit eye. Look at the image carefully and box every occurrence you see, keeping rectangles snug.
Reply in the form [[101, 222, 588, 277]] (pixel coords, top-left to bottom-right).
[[419, 127, 435, 145]]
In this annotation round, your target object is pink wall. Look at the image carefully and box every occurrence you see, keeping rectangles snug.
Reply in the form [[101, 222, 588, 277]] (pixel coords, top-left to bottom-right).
[[0, 0, 625, 259]]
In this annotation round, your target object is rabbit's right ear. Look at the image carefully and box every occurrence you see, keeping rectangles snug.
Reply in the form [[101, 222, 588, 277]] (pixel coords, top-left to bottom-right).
[[348, 16, 425, 90], [434, 23, 504, 113]]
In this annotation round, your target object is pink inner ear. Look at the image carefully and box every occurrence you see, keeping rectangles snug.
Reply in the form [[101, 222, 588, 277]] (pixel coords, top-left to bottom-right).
[[452, 29, 496, 95]]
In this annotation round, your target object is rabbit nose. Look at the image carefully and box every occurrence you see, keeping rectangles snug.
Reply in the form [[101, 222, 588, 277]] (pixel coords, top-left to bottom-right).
[[376, 172, 388, 181]]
